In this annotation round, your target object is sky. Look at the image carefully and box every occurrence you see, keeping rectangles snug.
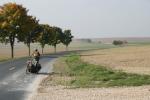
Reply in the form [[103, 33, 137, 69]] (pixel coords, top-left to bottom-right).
[[0, 0, 150, 38]]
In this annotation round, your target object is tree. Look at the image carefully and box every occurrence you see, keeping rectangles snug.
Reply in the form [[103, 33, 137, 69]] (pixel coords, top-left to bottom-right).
[[49, 26, 63, 53], [61, 30, 73, 51], [37, 24, 53, 54], [113, 40, 124, 46], [0, 3, 32, 58], [18, 20, 40, 56]]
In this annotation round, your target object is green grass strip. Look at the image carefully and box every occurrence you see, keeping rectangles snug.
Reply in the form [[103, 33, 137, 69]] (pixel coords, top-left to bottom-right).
[[54, 54, 150, 88]]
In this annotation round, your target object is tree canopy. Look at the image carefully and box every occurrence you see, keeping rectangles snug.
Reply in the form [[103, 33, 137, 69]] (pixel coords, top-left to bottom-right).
[[62, 29, 73, 51], [0, 2, 74, 58], [49, 26, 63, 53], [37, 24, 53, 54], [0, 3, 35, 58]]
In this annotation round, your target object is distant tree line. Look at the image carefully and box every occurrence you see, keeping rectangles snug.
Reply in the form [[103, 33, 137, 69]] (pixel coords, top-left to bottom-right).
[[0, 3, 73, 58], [113, 40, 128, 46], [79, 39, 92, 43]]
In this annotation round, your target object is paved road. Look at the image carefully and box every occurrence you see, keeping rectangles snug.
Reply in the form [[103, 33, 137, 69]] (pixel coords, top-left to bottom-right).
[[0, 56, 54, 100]]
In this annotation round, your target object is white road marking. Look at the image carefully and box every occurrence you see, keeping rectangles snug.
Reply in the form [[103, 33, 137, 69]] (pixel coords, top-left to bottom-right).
[[9, 67, 15, 71]]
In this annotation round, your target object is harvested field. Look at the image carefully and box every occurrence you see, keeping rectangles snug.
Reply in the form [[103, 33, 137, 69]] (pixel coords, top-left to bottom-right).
[[81, 45, 150, 75]]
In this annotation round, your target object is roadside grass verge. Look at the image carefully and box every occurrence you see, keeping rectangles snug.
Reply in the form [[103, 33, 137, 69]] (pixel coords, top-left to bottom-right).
[[0, 56, 30, 63], [52, 54, 150, 88], [0, 57, 10, 62]]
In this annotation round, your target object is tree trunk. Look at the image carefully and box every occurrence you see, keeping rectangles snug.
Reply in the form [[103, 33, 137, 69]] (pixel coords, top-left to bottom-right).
[[66, 45, 68, 51], [42, 47, 44, 54], [41, 43, 45, 55], [10, 44, 14, 59], [10, 35, 15, 59], [54, 45, 56, 54], [28, 32, 31, 56], [27, 43, 31, 56]]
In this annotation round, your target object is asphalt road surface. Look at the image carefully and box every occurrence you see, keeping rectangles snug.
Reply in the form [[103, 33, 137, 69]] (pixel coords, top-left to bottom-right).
[[0, 56, 54, 100]]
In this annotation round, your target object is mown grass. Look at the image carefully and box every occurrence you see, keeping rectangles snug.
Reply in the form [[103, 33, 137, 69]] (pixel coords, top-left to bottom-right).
[[53, 54, 150, 88]]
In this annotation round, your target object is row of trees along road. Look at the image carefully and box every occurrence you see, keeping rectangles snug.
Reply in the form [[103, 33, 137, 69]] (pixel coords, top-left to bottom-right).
[[0, 3, 73, 58]]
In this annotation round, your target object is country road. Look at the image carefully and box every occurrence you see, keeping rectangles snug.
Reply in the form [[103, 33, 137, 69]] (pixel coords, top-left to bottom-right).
[[0, 55, 55, 100]]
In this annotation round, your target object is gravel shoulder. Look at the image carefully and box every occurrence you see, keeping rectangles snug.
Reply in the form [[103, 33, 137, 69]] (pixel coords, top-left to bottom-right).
[[30, 84, 150, 100]]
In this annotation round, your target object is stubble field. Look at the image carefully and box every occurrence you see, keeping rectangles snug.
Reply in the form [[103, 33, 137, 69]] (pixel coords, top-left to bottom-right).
[[81, 45, 150, 75]]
